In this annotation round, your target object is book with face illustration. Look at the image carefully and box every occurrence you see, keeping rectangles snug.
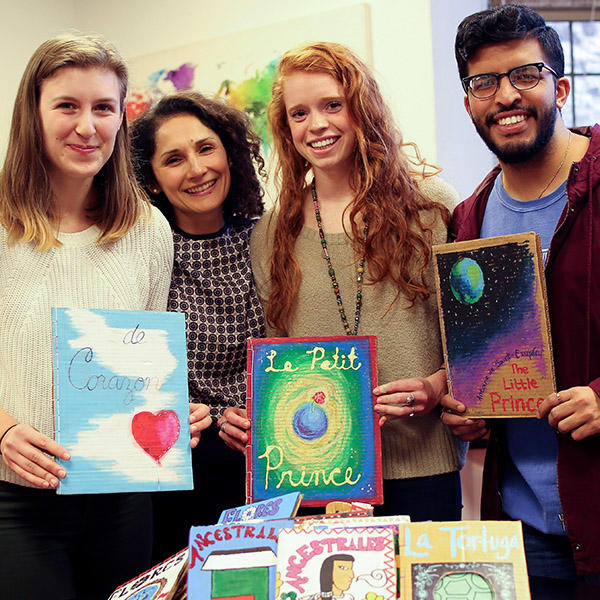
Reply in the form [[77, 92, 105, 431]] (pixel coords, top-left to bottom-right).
[[52, 307, 192, 494], [246, 336, 382, 507], [277, 526, 397, 600]]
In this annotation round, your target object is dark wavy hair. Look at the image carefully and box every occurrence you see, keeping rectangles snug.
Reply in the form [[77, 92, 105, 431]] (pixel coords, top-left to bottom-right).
[[130, 91, 265, 223], [455, 4, 564, 80]]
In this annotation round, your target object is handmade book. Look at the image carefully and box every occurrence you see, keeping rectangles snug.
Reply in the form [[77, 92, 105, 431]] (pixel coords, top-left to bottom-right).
[[277, 526, 397, 600], [433, 233, 555, 417], [52, 308, 192, 494], [399, 520, 530, 599], [108, 548, 188, 600], [246, 336, 381, 506], [187, 519, 294, 600], [218, 492, 303, 524]]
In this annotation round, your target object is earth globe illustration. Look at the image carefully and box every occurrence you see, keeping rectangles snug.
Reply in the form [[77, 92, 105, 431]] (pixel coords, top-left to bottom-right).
[[292, 392, 329, 441], [449, 257, 485, 304], [433, 572, 495, 600]]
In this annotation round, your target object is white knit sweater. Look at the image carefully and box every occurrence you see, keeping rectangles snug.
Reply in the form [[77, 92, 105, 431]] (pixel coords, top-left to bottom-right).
[[0, 205, 174, 486]]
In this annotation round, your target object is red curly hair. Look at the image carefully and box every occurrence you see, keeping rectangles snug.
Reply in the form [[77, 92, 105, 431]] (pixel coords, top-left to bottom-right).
[[266, 42, 450, 332]]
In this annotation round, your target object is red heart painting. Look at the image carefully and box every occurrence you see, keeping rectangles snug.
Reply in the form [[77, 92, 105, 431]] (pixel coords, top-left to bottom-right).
[[131, 410, 181, 464]]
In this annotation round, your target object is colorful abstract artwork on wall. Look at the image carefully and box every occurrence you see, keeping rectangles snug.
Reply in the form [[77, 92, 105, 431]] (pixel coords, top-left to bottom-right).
[[125, 4, 372, 151]]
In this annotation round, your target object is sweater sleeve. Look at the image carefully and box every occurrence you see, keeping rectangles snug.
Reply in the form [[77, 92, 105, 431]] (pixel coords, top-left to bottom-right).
[[146, 205, 174, 311]]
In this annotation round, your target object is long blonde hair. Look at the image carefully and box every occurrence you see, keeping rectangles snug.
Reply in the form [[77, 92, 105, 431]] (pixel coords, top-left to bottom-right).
[[266, 42, 450, 332], [0, 34, 148, 250]]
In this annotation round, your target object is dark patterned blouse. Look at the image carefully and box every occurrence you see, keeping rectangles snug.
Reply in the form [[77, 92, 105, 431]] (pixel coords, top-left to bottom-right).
[[168, 219, 265, 421]]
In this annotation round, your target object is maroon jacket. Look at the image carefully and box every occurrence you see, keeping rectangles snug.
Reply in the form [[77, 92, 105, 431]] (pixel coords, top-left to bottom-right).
[[452, 125, 600, 575]]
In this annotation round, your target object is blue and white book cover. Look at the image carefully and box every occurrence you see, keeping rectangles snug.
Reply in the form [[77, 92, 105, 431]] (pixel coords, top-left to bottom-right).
[[52, 308, 192, 494]]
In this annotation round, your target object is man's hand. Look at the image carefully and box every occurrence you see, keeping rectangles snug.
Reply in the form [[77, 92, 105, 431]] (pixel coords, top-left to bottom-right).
[[440, 394, 488, 441], [538, 386, 600, 440]]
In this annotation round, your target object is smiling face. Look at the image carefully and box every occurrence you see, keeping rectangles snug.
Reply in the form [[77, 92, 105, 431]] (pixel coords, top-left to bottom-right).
[[150, 113, 230, 234], [39, 66, 123, 187], [464, 38, 569, 164], [283, 71, 356, 177], [331, 559, 354, 594]]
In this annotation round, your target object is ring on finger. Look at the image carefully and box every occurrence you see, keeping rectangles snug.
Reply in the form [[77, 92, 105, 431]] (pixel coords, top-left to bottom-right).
[[556, 391, 561, 403], [409, 409, 415, 418], [220, 419, 227, 433], [404, 393, 415, 407]]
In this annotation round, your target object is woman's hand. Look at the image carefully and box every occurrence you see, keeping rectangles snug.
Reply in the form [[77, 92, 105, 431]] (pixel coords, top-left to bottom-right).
[[189, 403, 212, 449], [373, 369, 447, 426], [218, 407, 250, 453], [0, 423, 70, 489]]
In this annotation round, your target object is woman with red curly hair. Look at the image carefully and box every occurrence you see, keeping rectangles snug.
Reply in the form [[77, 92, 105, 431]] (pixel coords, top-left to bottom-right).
[[220, 42, 464, 519]]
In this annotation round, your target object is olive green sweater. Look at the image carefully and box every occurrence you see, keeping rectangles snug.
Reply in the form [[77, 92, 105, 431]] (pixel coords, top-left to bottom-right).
[[250, 176, 461, 480]]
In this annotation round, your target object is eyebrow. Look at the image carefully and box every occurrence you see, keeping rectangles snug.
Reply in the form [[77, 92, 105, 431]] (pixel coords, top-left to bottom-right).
[[159, 136, 217, 158], [52, 95, 119, 104]]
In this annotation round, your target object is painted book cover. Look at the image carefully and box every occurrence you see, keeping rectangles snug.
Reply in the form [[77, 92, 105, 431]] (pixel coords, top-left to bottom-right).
[[277, 526, 397, 600], [52, 308, 192, 494], [433, 233, 555, 417], [187, 519, 294, 600], [246, 336, 381, 506], [108, 548, 188, 600], [219, 492, 303, 524], [399, 521, 530, 599]]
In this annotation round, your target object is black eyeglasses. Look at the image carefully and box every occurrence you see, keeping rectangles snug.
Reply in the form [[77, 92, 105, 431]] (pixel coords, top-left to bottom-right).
[[462, 62, 559, 99]]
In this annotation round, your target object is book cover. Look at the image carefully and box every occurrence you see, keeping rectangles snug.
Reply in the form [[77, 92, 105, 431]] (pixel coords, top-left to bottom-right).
[[52, 308, 192, 494], [108, 548, 188, 600], [218, 492, 303, 524], [246, 336, 381, 506], [399, 520, 530, 599], [277, 526, 397, 600], [187, 519, 294, 599], [433, 233, 555, 417]]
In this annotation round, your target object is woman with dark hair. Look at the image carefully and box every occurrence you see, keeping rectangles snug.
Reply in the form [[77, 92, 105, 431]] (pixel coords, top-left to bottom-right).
[[131, 91, 266, 561], [220, 42, 464, 520], [0, 34, 176, 600]]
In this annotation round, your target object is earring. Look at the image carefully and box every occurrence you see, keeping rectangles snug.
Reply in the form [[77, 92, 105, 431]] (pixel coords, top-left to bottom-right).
[[150, 187, 160, 194]]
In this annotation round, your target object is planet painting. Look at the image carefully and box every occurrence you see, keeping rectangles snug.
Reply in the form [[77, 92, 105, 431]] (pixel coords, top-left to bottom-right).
[[449, 257, 485, 305], [292, 392, 329, 441]]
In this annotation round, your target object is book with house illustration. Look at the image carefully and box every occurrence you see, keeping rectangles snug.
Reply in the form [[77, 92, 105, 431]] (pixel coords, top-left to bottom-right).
[[52, 307, 192, 494], [187, 519, 294, 600], [246, 335, 382, 506], [399, 520, 530, 599], [433, 232, 555, 417]]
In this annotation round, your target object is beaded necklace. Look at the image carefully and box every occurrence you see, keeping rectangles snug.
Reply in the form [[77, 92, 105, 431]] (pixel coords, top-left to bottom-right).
[[311, 178, 368, 336]]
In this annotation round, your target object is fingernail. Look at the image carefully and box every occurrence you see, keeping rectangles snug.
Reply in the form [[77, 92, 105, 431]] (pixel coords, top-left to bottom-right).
[[63, 453, 71, 460], [51, 479, 58, 487], [42, 480, 50, 488], [58, 470, 66, 478], [190, 425, 196, 433], [244, 421, 250, 428]]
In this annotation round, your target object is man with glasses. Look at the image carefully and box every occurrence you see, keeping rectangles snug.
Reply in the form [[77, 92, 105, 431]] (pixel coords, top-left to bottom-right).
[[442, 3, 600, 583]]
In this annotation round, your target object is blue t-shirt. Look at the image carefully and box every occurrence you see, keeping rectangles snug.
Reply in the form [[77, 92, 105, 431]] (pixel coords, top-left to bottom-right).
[[481, 174, 567, 536]]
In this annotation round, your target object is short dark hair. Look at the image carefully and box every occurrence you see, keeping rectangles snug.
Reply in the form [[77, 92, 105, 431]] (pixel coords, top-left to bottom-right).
[[455, 3, 564, 80], [130, 91, 265, 223]]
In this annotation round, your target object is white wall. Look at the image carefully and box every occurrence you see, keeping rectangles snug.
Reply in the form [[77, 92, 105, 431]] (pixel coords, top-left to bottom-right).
[[0, 0, 439, 171], [0, 0, 78, 159], [431, 0, 495, 199]]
